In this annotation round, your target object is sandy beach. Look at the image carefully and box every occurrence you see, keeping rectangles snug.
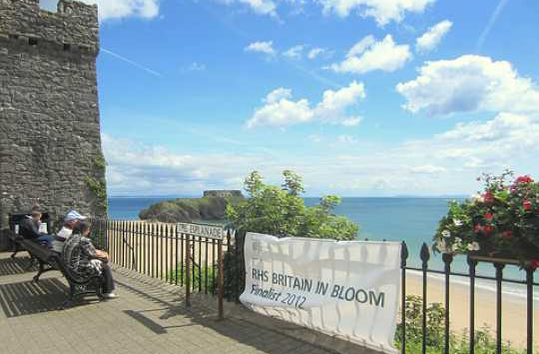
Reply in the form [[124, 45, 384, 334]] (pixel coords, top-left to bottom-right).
[[405, 272, 538, 349]]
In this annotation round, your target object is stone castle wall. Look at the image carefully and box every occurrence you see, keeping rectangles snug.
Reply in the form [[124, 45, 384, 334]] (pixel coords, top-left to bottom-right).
[[0, 0, 106, 235]]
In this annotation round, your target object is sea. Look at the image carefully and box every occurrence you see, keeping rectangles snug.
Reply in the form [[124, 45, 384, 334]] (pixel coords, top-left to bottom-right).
[[108, 196, 538, 303]]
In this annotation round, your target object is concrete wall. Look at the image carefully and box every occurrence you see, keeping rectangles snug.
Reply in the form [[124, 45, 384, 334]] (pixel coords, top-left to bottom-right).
[[0, 0, 106, 237]]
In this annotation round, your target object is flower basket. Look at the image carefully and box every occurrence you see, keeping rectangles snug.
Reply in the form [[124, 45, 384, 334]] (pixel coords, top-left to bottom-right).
[[432, 172, 539, 269]]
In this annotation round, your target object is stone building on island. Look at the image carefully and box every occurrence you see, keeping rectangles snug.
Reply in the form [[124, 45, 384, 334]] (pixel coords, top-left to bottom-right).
[[0, 0, 106, 239]]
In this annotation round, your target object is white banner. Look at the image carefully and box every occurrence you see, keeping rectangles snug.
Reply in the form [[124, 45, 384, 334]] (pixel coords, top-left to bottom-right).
[[240, 233, 401, 354]]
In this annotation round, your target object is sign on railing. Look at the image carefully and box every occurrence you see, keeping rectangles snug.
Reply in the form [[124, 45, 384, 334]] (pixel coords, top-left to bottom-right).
[[177, 222, 224, 240]]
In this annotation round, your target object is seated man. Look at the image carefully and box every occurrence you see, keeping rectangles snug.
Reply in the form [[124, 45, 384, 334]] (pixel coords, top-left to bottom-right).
[[50, 210, 87, 253], [62, 222, 117, 299], [19, 206, 45, 240]]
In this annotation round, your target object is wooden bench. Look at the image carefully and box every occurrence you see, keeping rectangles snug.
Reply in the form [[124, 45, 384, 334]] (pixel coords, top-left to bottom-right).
[[7, 231, 105, 309]]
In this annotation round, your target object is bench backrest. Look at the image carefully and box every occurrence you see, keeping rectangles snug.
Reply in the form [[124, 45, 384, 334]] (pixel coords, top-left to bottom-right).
[[61, 235, 100, 284]]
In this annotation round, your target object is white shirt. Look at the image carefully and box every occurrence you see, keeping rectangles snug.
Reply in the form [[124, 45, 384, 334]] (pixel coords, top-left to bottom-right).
[[51, 226, 73, 253]]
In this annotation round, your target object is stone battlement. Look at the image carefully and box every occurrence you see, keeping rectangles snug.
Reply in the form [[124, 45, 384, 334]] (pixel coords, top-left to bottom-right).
[[203, 190, 244, 199], [0, 0, 99, 55]]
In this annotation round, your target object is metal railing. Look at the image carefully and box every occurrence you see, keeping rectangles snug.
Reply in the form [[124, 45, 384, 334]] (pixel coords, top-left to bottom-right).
[[94, 219, 231, 317], [401, 242, 537, 354], [91, 220, 536, 353]]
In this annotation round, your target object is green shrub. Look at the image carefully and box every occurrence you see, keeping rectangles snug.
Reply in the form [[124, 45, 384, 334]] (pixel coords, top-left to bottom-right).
[[168, 263, 217, 294], [395, 295, 525, 354], [226, 170, 359, 240]]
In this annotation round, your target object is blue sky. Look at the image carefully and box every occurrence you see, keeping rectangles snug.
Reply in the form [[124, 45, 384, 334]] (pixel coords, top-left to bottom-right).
[[42, 0, 539, 197]]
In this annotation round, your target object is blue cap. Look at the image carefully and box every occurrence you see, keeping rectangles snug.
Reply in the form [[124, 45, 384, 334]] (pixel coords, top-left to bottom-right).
[[65, 210, 87, 222]]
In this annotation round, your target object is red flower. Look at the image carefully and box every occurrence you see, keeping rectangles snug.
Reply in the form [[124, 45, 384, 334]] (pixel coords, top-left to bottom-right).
[[530, 260, 539, 270], [474, 224, 483, 233], [523, 200, 532, 211], [483, 191, 494, 204], [484, 213, 493, 221], [483, 225, 493, 234], [515, 175, 534, 184], [502, 230, 512, 240]]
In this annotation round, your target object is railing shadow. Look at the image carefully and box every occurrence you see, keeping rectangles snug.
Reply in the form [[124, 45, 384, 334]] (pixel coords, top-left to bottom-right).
[[0, 278, 68, 317], [114, 278, 311, 354], [0, 255, 36, 276]]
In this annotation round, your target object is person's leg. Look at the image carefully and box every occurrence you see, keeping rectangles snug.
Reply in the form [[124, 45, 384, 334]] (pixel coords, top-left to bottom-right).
[[36, 234, 54, 246], [101, 263, 116, 295]]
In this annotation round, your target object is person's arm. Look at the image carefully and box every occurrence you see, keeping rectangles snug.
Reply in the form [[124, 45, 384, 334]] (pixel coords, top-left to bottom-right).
[[20, 219, 41, 239], [82, 238, 109, 262]]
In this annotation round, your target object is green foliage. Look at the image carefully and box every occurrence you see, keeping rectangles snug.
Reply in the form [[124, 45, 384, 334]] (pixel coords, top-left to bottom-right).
[[94, 154, 107, 171], [168, 263, 217, 294], [84, 155, 108, 213], [433, 171, 539, 266], [395, 295, 525, 354], [84, 175, 107, 212], [226, 170, 359, 240]]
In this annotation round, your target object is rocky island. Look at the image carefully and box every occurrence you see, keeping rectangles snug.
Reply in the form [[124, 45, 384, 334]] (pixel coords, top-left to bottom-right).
[[139, 190, 244, 223]]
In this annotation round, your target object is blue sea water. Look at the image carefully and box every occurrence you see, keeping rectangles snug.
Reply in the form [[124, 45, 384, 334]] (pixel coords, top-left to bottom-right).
[[108, 196, 536, 300]]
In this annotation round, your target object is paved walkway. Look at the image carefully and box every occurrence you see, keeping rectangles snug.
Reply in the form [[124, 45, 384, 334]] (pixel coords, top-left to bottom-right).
[[0, 252, 339, 354]]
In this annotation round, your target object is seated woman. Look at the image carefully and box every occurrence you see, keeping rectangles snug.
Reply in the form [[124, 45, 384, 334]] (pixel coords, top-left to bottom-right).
[[19, 206, 46, 240], [62, 222, 118, 299]]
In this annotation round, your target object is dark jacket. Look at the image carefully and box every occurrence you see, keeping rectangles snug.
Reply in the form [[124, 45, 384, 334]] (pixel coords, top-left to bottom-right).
[[19, 216, 41, 240]]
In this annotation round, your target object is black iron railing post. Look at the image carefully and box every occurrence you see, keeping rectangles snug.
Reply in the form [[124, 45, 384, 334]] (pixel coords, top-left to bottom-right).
[[420, 243, 430, 354], [185, 233, 191, 307], [494, 262, 505, 354], [164, 225, 169, 282], [442, 252, 453, 354], [175, 226, 179, 285], [401, 241, 408, 354], [526, 266, 535, 354], [467, 255, 478, 354]]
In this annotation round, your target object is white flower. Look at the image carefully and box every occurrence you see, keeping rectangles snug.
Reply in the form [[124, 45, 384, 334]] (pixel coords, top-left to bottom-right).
[[467, 242, 480, 251], [454, 237, 462, 244], [436, 239, 447, 253], [441, 230, 451, 238], [453, 219, 463, 227], [451, 243, 460, 252], [471, 193, 484, 203]]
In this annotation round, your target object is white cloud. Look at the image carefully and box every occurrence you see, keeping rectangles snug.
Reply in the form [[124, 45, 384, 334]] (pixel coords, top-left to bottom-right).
[[437, 112, 538, 143], [336, 134, 358, 144], [188, 62, 206, 71], [245, 41, 277, 56], [226, 0, 277, 16], [246, 81, 366, 128], [341, 117, 362, 126], [405, 112, 539, 169], [61, 0, 162, 20], [346, 35, 376, 58], [416, 20, 453, 53], [410, 165, 446, 174], [283, 45, 305, 60], [330, 35, 412, 74], [246, 91, 314, 128], [396, 55, 539, 116], [308, 134, 323, 143], [308, 47, 325, 59], [102, 111, 539, 196], [264, 87, 293, 103], [319, 0, 437, 26], [102, 134, 267, 195], [324, 112, 539, 195]]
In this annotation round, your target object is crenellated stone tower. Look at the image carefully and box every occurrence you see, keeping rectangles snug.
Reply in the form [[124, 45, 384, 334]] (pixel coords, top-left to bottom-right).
[[0, 0, 106, 236]]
